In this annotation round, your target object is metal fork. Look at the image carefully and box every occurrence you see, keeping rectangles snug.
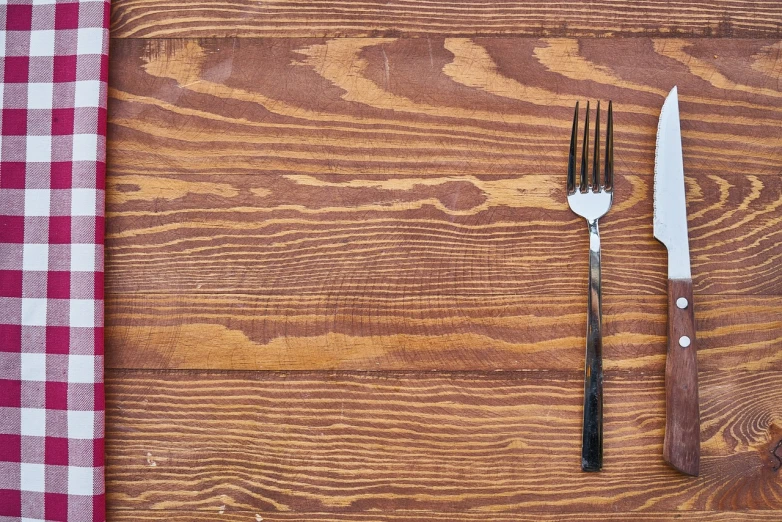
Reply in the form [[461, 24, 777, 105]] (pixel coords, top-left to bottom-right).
[[567, 100, 614, 472]]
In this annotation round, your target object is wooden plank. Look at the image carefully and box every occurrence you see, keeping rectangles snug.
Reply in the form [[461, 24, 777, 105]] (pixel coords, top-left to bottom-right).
[[105, 294, 782, 371], [105, 170, 782, 296], [109, 0, 782, 38], [109, 38, 782, 179], [108, 510, 782, 521], [105, 370, 782, 513]]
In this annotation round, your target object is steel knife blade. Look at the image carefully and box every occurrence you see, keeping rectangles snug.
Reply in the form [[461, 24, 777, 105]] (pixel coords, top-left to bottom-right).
[[654, 86, 700, 476]]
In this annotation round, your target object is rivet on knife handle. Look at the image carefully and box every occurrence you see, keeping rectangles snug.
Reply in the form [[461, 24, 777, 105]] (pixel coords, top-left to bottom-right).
[[663, 279, 700, 476]]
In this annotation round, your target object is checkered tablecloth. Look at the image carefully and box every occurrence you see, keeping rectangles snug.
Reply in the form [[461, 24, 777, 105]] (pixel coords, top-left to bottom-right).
[[1, 0, 108, 520]]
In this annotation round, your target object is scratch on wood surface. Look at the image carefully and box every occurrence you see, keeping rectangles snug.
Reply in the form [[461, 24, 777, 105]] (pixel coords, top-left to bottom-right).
[[750, 41, 782, 86], [381, 47, 390, 88]]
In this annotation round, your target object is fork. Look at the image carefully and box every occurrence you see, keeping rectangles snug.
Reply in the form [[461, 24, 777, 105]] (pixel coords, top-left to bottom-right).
[[567, 100, 614, 472]]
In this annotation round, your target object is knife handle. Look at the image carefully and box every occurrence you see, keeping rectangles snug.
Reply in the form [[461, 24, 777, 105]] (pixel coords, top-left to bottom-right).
[[663, 278, 700, 476]]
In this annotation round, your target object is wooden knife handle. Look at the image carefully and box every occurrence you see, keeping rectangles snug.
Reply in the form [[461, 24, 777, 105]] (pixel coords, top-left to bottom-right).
[[663, 278, 700, 476]]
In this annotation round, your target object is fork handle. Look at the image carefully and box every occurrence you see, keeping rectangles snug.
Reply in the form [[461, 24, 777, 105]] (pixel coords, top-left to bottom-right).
[[582, 219, 603, 472], [663, 278, 700, 476]]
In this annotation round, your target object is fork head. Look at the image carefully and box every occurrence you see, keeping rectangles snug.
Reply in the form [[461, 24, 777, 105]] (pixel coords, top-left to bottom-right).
[[567, 100, 614, 222]]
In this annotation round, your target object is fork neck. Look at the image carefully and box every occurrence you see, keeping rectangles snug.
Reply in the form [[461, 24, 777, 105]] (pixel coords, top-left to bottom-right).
[[588, 219, 600, 253]]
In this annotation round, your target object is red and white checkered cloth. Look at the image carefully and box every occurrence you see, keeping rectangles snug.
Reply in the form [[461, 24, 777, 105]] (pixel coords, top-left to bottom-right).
[[0, 0, 107, 520]]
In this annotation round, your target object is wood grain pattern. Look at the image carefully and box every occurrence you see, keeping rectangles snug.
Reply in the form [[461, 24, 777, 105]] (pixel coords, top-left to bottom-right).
[[104, 13, 782, 519], [105, 294, 782, 371], [109, 0, 782, 38], [109, 38, 782, 178], [105, 370, 782, 513], [106, 38, 782, 298], [109, 511, 782, 521], [105, 171, 782, 296]]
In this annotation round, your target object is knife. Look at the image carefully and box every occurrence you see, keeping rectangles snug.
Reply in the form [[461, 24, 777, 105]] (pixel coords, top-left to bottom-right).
[[654, 86, 700, 476]]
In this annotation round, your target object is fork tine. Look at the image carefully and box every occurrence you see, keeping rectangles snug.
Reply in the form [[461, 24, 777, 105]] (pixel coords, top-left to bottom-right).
[[604, 101, 614, 192], [568, 102, 578, 195], [592, 101, 600, 191], [579, 101, 590, 193]]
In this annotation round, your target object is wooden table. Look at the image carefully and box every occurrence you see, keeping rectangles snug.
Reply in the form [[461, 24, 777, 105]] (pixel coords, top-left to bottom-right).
[[105, 1, 782, 519]]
